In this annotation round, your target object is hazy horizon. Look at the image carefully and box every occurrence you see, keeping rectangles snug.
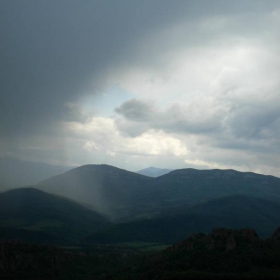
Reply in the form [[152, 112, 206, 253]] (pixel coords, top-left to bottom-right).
[[2, 155, 280, 179]]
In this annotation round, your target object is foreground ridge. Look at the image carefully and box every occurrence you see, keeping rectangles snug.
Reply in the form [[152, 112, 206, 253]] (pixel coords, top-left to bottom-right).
[[2, 227, 280, 279], [169, 228, 260, 253]]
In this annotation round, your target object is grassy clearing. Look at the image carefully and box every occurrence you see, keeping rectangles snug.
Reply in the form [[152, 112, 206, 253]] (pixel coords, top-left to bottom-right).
[[114, 241, 171, 251], [139, 244, 170, 251]]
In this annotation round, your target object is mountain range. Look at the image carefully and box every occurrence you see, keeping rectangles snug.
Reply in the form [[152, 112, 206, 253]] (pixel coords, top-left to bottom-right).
[[84, 194, 280, 244], [137, 167, 173, 177], [38, 165, 280, 221], [1, 162, 280, 246]]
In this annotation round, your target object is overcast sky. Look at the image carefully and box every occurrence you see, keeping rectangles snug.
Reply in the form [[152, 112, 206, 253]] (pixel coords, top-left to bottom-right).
[[1, 0, 280, 176]]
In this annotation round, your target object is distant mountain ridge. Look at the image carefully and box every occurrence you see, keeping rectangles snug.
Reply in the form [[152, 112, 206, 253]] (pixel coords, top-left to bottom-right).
[[145, 167, 280, 210], [167, 168, 278, 181], [0, 156, 71, 190], [37, 164, 280, 221], [137, 167, 173, 177]]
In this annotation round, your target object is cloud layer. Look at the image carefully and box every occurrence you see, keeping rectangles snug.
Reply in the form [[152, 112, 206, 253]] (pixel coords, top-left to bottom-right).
[[1, 1, 280, 176]]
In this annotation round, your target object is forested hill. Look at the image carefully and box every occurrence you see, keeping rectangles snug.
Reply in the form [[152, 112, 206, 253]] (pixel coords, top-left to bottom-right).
[[38, 165, 280, 220], [0, 188, 110, 244], [84, 194, 280, 244]]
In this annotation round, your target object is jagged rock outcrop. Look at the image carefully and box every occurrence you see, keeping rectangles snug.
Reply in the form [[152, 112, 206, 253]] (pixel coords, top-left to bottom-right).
[[136, 226, 280, 278], [271, 227, 280, 240], [168, 228, 259, 253]]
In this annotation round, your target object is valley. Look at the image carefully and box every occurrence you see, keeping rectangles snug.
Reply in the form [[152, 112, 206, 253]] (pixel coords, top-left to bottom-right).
[[2, 1, 279, 278], [1, 163, 280, 279]]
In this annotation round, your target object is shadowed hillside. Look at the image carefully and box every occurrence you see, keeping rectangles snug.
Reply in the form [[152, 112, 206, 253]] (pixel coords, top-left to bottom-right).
[[84, 195, 280, 244], [38, 165, 280, 221], [144, 168, 280, 210], [0, 188, 109, 244], [38, 164, 153, 219]]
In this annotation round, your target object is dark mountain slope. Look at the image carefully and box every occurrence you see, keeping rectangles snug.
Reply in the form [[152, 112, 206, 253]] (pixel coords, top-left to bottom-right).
[[0, 156, 71, 190], [37, 164, 153, 219], [38, 165, 280, 221], [145, 168, 280, 209], [0, 188, 109, 243], [84, 195, 280, 244]]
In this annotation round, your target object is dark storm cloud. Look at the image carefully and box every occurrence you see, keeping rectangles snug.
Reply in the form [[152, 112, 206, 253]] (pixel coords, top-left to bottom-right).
[[227, 101, 280, 140], [115, 99, 156, 122], [115, 93, 280, 153], [1, 0, 280, 173], [0, 0, 202, 139], [1, 0, 277, 140], [115, 99, 223, 136]]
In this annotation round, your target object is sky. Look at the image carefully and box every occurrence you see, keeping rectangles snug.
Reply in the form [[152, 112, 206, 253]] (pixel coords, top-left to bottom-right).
[[1, 0, 280, 176]]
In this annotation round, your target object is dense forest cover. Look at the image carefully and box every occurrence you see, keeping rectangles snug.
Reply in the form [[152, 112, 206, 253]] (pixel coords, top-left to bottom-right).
[[2, 227, 280, 279]]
